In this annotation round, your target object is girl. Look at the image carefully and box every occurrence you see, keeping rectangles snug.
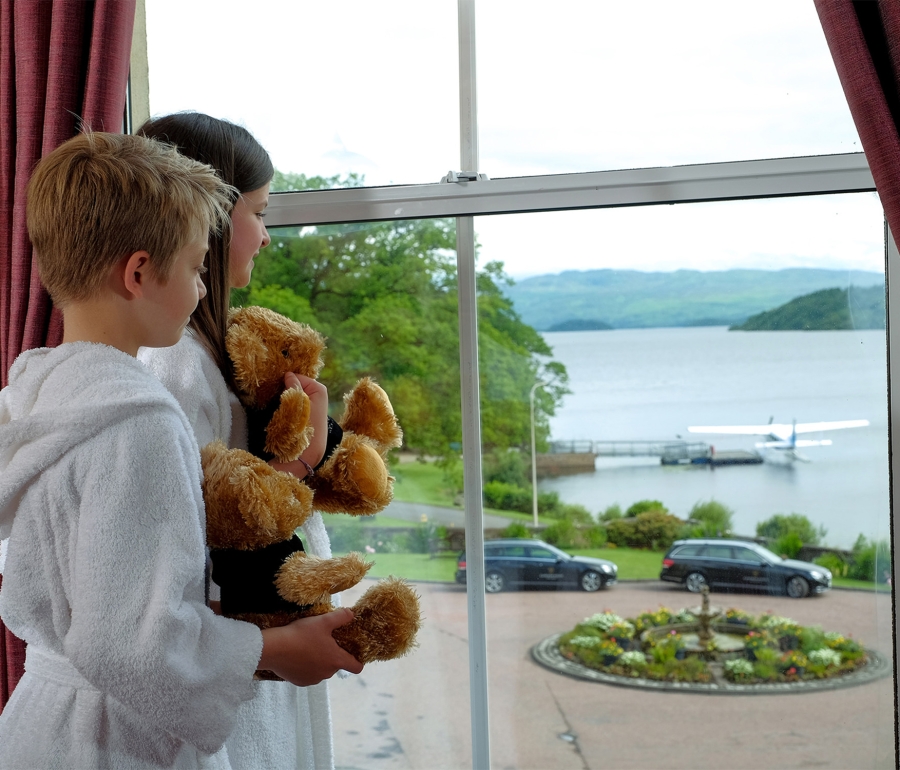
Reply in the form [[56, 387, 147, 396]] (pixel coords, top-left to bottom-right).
[[138, 113, 343, 770]]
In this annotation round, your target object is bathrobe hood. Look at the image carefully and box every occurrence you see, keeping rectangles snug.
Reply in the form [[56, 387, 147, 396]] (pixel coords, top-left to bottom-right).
[[0, 343, 187, 538]]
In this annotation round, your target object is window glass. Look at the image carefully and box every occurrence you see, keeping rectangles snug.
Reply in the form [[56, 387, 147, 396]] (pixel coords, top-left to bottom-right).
[[244, 221, 470, 767], [502, 546, 527, 557], [145, 0, 458, 189], [476, 0, 860, 177], [476, 194, 893, 768], [733, 546, 760, 562], [674, 544, 702, 557], [705, 545, 734, 559], [529, 547, 555, 559]]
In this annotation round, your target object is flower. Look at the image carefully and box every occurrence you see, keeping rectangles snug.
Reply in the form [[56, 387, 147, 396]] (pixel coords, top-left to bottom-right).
[[618, 650, 647, 669], [582, 612, 626, 633], [808, 648, 842, 667]]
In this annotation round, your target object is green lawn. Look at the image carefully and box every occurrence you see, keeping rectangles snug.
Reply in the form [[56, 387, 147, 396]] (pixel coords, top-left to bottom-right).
[[342, 546, 664, 583], [391, 461, 455, 506]]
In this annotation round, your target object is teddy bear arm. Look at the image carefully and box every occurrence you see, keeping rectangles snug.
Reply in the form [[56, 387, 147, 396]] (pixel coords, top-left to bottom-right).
[[331, 577, 422, 663], [339, 378, 403, 455], [307, 434, 394, 516], [275, 551, 373, 607], [265, 387, 313, 462]]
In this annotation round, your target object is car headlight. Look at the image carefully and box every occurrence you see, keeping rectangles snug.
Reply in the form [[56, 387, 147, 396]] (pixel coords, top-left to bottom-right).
[[810, 570, 824, 580], [601, 564, 613, 573]]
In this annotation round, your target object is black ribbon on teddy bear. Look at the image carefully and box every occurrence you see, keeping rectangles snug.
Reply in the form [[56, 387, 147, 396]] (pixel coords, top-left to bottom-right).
[[214, 410, 344, 615]]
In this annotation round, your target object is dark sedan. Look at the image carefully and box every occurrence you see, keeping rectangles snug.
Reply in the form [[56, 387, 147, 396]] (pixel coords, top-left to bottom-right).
[[456, 538, 617, 593], [660, 538, 832, 598]]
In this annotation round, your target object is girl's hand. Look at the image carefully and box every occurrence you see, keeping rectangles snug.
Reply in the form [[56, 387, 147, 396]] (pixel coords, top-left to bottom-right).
[[258, 609, 364, 686], [269, 372, 328, 479]]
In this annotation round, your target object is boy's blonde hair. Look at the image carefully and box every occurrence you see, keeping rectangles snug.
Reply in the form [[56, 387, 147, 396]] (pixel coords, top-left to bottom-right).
[[27, 132, 234, 305]]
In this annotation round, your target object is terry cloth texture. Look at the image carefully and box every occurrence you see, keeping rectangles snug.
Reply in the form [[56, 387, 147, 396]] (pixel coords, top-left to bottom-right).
[[140, 334, 336, 770], [0, 343, 262, 769]]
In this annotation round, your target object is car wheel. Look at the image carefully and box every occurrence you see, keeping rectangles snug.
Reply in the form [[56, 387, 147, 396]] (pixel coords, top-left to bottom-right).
[[484, 571, 505, 593], [580, 570, 604, 592], [684, 572, 708, 593], [786, 575, 810, 599]]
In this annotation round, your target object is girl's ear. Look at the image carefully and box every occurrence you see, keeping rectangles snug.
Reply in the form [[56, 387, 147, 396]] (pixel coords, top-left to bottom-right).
[[120, 250, 152, 300]]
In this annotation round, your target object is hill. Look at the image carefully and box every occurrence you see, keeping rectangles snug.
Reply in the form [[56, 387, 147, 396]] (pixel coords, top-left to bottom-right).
[[504, 268, 884, 330], [730, 285, 886, 330]]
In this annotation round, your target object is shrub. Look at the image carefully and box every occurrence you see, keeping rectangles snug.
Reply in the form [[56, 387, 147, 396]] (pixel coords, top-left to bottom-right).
[[501, 521, 531, 539], [848, 536, 892, 583], [581, 612, 625, 632], [774, 531, 804, 559], [814, 552, 848, 577], [543, 518, 607, 549], [756, 513, 825, 546], [555, 503, 594, 524], [483, 481, 531, 512], [626, 499, 667, 516], [685, 500, 734, 538], [808, 648, 841, 667], [599, 504, 623, 523], [327, 522, 365, 552], [607, 510, 684, 549]]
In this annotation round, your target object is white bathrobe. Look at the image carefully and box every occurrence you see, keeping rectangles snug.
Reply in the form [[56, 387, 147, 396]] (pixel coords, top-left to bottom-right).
[[0, 343, 263, 769], [140, 335, 335, 770]]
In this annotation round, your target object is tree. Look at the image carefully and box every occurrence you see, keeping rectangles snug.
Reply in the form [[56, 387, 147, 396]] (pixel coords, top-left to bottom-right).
[[233, 171, 569, 458], [755, 513, 825, 546]]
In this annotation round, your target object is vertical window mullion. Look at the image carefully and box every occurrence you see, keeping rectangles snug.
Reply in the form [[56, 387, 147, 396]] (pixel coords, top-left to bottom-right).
[[456, 1, 491, 768]]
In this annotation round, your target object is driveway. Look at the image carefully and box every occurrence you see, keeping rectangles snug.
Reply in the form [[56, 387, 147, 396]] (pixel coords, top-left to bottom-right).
[[382, 500, 512, 529], [329, 581, 895, 770]]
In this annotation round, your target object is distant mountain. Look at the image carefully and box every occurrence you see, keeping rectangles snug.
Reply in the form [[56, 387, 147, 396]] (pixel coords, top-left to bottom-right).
[[547, 319, 613, 332], [730, 285, 886, 330], [505, 268, 884, 330]]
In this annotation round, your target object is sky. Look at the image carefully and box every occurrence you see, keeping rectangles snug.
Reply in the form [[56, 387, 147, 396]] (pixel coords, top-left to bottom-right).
[[145, 0, 883, 279]]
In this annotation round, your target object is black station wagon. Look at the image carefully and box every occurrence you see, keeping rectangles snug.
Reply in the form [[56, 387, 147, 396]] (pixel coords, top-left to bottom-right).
[[456, 538, 617, 593], [660, 538, 832, 598]]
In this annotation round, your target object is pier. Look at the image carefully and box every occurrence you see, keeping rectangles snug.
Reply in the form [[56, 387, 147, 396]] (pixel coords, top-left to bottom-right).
[[537, 439, 763, 476]]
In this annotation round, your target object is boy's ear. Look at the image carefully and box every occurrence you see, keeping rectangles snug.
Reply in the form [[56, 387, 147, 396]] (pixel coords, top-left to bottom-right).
[[120, 251, 153, 300]]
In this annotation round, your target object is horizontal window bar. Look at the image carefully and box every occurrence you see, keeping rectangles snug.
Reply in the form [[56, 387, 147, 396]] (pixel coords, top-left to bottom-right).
[[265, 153, 874, 227]]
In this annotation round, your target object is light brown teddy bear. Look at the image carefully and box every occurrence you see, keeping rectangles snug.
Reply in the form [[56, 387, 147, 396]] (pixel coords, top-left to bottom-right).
[[201, 306, 419, 676]]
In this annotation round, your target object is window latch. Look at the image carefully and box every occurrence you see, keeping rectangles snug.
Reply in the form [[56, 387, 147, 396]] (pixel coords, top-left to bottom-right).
[[441, 170, 490, 183]]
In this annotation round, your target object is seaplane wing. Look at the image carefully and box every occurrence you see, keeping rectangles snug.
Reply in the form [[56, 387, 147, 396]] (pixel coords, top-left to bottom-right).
[[688, 419, 868, 441]]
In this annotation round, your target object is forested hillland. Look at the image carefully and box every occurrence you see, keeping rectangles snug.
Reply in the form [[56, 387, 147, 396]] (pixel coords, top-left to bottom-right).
[[730, 285, 886, 330], [505, 268, 884, 330]]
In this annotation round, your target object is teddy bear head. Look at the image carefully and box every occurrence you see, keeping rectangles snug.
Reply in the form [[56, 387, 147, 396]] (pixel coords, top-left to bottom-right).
[[226, 306, 326, 409]]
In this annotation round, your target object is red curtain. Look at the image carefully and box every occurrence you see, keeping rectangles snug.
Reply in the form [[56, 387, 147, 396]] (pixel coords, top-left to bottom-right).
[[815, 0, 900, 248], [0, 0, 136, 712]]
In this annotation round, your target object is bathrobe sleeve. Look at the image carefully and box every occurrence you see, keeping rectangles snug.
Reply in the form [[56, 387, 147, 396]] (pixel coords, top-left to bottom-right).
[[63, 407, 262, 754]]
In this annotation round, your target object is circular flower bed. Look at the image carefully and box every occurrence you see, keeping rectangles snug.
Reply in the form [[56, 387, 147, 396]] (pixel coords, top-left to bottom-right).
[[556, 607, 869, 685]]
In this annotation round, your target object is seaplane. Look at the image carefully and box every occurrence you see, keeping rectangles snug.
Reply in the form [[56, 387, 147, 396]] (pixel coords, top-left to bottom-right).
[[687, 418, 869, 463]]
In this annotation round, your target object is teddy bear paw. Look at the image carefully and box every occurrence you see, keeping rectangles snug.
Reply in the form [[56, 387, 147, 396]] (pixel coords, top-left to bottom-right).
[[331, 577, 421, 663], [339, 377, 403, 454], [275, 551, 373, 606]]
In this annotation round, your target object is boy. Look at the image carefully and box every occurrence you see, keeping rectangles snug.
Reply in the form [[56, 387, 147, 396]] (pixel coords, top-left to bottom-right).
[[0, 133, 361, 768]]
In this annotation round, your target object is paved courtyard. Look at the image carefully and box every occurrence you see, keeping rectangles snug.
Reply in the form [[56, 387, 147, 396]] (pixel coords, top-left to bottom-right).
[[330, 580, 895, 770]]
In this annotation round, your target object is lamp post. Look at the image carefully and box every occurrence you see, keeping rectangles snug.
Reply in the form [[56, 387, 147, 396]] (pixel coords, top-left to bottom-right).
[[530, 380, 548, 529]]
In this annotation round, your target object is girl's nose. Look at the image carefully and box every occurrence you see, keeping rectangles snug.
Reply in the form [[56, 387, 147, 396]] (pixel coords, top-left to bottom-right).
[[261, 226, 271, 249]]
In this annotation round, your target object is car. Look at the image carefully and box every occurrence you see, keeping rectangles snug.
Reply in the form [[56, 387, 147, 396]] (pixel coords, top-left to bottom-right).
[[659, 538, 832, 598], [455, 538, 617, 593]]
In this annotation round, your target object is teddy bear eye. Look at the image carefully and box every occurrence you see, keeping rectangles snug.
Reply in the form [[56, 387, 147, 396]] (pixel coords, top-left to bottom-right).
[[281, 349, 290, 358]]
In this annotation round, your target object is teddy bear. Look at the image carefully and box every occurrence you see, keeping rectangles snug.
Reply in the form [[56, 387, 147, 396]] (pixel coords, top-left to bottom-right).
[[200, 306, 419, 677]]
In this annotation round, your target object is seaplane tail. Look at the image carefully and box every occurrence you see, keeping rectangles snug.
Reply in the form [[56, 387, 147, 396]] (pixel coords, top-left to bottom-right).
[[687, 419, 869, 463]]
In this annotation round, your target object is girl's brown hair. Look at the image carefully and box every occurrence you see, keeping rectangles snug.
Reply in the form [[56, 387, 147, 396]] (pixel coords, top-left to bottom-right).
[[137, 112, 274, 377]]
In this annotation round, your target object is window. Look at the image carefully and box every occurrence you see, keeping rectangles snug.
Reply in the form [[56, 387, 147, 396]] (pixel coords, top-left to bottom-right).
[[142, 2, 896, 767]]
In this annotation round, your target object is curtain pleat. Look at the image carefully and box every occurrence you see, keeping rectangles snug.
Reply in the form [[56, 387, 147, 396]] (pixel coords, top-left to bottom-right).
[[815, 0, 900, 247], [0, 0, 136, 712]]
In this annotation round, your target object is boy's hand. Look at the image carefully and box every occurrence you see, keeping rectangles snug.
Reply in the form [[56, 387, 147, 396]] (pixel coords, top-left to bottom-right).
[[258, 608, 363, 686], [269, 372, 328, 478]]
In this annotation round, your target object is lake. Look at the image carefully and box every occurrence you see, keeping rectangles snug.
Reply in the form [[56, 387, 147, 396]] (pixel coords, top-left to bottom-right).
[[538, 326, 890, 549]]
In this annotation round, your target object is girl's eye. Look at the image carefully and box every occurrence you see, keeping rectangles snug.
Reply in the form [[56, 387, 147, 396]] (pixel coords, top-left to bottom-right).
[[197, 265, 208, 274]]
